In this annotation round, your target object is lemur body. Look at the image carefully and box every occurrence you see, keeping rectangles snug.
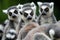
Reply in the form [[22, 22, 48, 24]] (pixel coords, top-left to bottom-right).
[[23, 21, 60, 40], [18, 2, 37, 28], [17, 2, 37, 40], [37, 2, 57, 25], [2, 6, 21, 40], [22, 24, 51, 40], [17, 22, 39, 40]]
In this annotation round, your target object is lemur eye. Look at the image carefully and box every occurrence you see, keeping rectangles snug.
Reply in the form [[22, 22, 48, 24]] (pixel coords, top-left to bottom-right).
[[14, 10, 18, 14], [30, 11, 33, 16], [9, 12, 12, 16], [24, 13, 28, 17], [40, 8, 43, 12], [45, 7, 49, 12]]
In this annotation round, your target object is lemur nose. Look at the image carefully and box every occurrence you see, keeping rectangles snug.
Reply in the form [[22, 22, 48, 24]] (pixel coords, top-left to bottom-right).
[[42, 12, 46, 15], [12, 15, 16, 18], [27, 16, 32, 20]]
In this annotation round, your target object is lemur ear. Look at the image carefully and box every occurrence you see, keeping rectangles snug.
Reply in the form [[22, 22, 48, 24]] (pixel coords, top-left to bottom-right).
[[31, 2, 36, 10], [17, 4, 23, 9], [2, 9, 8, 14], [17, 4, 21, 9], [49, 2, 54, 10], [37, 2, 42, 6], [49, 2, 54, 9], [17, 4, 23, 11], [31, 2, 35, 6], [50, 2, 54, 6]]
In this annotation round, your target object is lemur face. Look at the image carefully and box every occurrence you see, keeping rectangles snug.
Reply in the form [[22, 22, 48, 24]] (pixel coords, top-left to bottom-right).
[[21, 8, 34, 21], [37, 2, 54, 17], [20, 2, 36, 21], [5, 29, 17, 40], [3, 6, 20, 20]]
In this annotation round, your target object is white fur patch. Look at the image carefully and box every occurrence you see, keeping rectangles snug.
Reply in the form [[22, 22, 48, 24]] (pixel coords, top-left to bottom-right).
[[49, 29, 55, 36], [4, 19, 9, 24], [9, 9, 15, 13], [41, 6, 47, 9], [0, 25, 4, 31], [3, 10, 8, 14], [6, 33, 15, 39], [25, 10, 32, 13], [49, 29, 55, 39], [6, 33, 11, 38], [9, 29, 16, 33], [11, 35, 15, 39]]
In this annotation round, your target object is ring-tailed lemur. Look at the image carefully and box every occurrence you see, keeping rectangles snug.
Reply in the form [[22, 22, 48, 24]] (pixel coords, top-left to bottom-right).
[[17, 2, 37, 40], [37, 2, 57, 25], [2, 5, 21, 40], [18, 2, 37, 28]]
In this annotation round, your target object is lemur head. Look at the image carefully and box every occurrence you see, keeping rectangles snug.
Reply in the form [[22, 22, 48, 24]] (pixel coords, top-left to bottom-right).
[[20, 2, 36, 22], [5, 29, 17, 40], [3, 6, 20, 21], [37, 2, 54, 17]]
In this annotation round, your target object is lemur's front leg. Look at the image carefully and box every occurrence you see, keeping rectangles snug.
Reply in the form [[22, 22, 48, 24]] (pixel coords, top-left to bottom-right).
[[2, 23, 9, 40]]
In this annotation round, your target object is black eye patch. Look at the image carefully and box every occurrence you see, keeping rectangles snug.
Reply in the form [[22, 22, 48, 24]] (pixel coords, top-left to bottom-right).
[[45, 7, 49, 12], [9, 12, 12, 16], [40, 8, 43, 12], [8, 32, 16, 35], [24, 12, 28, 17], [14, 10, 18, 14], [20, 12, 23, 15], [30, 11, 33, 16]]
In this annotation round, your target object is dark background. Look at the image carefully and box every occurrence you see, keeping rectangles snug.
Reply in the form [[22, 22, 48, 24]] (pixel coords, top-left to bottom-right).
[[0, 0, 60, 23]]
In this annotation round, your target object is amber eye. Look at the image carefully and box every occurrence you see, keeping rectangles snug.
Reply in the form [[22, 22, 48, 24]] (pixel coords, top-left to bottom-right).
[[14, 10, 18, 14], [24, 12, 28, 17], [30, 11, 33, 16], [45, 7, 49, 12], [40, 8, 43, 12], [9, 12, 12, 16]]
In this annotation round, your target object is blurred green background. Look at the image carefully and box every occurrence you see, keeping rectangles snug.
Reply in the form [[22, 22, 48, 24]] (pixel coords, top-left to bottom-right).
[[0, 0, 60, 23]]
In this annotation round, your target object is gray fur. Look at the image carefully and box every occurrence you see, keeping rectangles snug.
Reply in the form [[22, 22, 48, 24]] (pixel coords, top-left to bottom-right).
[[22, 21, 60, 40], [17, 22, 39, 40], [19, 2, 37, 29], [2, 5, 21, 40], [37, 2, 57, 25], [34, 33, 52, 40]]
